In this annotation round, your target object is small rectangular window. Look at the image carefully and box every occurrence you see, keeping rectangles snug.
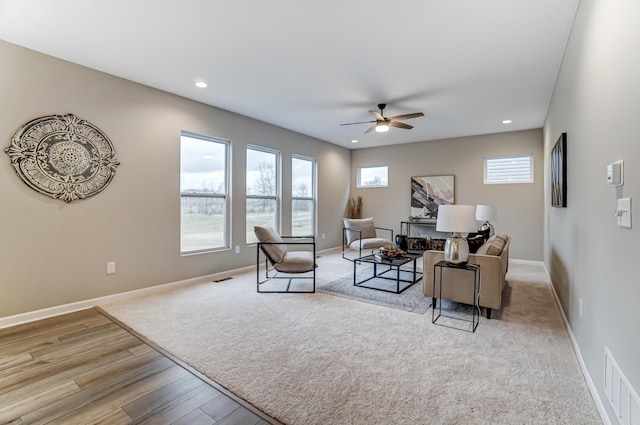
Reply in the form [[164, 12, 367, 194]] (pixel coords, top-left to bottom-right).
[[484, 154, 533, 184], [357, 165, 388, 188]]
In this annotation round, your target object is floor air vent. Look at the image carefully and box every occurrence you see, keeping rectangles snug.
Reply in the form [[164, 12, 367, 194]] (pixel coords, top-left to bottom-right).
[[213, 277, 233, 283], [605, 346, 640, 425]]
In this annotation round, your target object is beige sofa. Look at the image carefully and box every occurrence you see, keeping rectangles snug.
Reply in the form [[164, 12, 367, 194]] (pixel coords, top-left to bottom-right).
[[423, 234, 510, 319]]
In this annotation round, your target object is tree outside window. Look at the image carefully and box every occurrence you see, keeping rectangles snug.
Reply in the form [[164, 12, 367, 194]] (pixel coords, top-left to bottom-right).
[[292, 156, 315, 236], [246, 147, 279, 243]]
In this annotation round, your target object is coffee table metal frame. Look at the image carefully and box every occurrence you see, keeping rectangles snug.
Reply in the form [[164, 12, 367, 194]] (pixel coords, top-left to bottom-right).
[[354, 252, 422, 294]]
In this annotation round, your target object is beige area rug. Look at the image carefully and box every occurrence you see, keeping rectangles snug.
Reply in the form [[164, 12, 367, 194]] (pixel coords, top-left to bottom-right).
[[101, 253, 602, 425]]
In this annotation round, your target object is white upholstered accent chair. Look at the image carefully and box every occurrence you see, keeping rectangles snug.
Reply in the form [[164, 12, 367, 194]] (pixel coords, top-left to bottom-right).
[[254, 225, 316, 293], [342, 217, 394, 261]]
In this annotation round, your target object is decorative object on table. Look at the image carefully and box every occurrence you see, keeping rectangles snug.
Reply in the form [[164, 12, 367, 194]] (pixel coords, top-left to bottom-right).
[[435, 204, 478, 265], [394, 234, 408, 251], [429, 238, 447, 251], [551, 132, 567, 208], [407, 236, 429, 252], [475, 204, 499, 237], [5, 113, 120, 203], [348, 196, 362, 218], [379, 245, 405, 258], [410, 175, 454, 218]]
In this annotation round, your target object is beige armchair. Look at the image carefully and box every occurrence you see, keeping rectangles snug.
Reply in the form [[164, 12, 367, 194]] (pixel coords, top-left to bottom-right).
[[254, 225, 316, 293], [423, 234, 510, 319], [342, 217, 394, 261]]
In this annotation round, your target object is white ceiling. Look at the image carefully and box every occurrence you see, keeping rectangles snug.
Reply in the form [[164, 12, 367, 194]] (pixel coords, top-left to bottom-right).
[[0, 0, 579, 149]]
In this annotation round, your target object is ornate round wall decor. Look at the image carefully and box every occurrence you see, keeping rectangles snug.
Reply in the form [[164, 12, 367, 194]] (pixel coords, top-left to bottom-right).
[[5, 114, 120, 203]]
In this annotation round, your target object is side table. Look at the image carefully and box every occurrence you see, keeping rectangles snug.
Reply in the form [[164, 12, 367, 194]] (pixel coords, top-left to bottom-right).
[[432, 260, 481, 332]]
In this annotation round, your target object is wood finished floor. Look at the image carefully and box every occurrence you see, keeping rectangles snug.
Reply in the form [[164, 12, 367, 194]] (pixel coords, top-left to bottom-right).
[[0, 308, 276, 425]]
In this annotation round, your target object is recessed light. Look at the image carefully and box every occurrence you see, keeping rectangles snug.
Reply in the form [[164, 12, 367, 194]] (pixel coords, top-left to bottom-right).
[[195, 81, 208, 88], [351, 139, 358, 143], [502, 120, 512, 124]]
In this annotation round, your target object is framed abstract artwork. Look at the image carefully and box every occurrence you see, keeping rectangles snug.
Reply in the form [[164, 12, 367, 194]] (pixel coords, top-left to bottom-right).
[[410, 175, 454, 218], [551, 133, 567, 208]]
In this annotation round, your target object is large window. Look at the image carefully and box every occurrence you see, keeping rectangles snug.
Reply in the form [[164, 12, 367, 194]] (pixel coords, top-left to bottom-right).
[[484, 154, 534, 184], [357, 165, 388, 188], [180, 132, 229, 254], [291, 155, 316, 236], [246, 146, 280, 243]]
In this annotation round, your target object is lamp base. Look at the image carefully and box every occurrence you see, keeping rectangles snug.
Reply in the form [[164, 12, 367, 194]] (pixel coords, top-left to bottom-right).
[[444, 233, 470, 265], [480, 221, 495, 237]]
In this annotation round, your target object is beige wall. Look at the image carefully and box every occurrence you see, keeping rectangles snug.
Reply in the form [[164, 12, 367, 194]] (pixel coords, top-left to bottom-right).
[[544, 0, 640, 420], [0, 40, 350, 318], [350, 129, 544, 261]]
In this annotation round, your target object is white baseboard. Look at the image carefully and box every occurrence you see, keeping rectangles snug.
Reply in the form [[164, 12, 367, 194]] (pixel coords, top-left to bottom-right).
[[542, 264, 612, 425], [0, 265, 254, 330], [0, 245, 342, 330], [509, 258, 544, 266]]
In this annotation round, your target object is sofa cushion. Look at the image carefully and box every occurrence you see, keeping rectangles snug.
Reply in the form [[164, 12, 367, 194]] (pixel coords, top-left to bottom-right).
[[343, 217, 377, 244], [476, 233, 509, 256], [254, 225, 287, 263]]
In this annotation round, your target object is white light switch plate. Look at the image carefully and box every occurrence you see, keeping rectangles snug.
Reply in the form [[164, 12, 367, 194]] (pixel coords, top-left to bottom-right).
[[617, 198, 632, 228]]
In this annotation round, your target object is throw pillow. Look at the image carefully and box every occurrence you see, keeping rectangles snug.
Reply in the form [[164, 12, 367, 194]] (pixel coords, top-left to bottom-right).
[[343, 217, 377, 244], [254, 225, 287, 263], [467, 235, 485, 254], [476, 234, 508, 256]]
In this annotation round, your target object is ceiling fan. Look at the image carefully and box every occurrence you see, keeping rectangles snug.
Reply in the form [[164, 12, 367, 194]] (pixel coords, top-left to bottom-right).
[[339, 103, 424, 134]]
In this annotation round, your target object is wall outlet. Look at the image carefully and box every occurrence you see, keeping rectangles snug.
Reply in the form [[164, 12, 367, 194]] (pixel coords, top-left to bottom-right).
[[322, 233, 325, 239], [235, 245, 240, 254], [106, 261, 116, 274]]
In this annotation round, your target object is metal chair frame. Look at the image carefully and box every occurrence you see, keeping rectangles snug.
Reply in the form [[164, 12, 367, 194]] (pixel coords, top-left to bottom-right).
[[342, 226, 394, 261], [256, 236, 316, 293]]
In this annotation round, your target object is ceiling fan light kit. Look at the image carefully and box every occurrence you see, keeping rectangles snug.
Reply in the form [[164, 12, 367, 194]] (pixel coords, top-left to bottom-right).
[[340, 103, 424, 135]]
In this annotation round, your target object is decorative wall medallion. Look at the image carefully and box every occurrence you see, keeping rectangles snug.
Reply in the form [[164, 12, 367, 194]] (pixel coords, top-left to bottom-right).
[[5, 114, 120, 202]]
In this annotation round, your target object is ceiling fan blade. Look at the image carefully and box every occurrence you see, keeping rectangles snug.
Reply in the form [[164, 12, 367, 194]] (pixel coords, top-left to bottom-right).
[[388, 112, 424, 121], [339, 120, 376, 126], [368, 110, 385, 121], [388, 121, 413, 130], [364, 123, 377, 134]]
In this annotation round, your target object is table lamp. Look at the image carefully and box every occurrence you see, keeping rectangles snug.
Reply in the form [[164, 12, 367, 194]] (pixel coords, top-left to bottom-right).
[[475, 205, 499, 237], [436, 205, 478, 265]]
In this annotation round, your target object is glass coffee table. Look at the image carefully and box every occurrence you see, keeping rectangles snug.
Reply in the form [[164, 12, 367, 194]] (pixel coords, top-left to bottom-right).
[[354, 252, 423, 294]]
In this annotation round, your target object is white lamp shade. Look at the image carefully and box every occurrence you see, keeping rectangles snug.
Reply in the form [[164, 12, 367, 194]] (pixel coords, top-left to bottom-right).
[[475, 205, 499, 222], [436, 205, 478, 233]]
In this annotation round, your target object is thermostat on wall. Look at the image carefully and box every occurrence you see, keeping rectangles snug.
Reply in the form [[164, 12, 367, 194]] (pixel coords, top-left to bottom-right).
[[607, 160, 623, 186]]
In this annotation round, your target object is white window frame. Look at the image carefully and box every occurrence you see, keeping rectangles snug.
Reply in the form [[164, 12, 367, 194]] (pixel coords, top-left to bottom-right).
[[180, 131, 230, 255], [291, 155, 317, 236], [483, 154, 534, 184], [246, 145, 281, 244], [357, 165, 388, 188]]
